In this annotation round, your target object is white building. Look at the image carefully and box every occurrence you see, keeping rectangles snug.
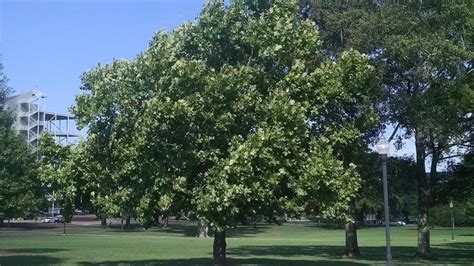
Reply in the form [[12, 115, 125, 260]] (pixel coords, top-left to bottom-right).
[[2, 89, 79, 146]]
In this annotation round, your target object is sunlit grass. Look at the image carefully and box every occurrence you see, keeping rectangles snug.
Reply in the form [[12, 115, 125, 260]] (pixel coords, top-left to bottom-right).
[[0, 222, 473, 265]]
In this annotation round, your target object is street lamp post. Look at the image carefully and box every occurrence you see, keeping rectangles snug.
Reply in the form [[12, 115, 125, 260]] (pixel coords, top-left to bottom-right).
[[376, 137, 392, 262], [450, 200, 455, 241]]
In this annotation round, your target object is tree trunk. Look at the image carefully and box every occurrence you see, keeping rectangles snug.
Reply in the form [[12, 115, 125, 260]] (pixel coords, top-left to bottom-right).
[[121, 217, 124, 232], [100, 218, 107, 228], [212, 230, 226, 265], [356, 209, 365, 226], [197, 220, 208, 238], [343, 220, 361, 258], [415, 132, 430, 258], [0, 218, 4, 227], [63, 221, 66, 235], [161, 215, 169, 228], [125, 217, 131, 228]]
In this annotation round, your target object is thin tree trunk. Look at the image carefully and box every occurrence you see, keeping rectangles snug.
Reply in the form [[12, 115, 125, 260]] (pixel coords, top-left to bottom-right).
[[100, 218, 107, 228], [197, 219, 208, 238], [121, 217, 124, 232], [415, 132, 430, 258], [0, 218, 4, 227], [343, 220, 361, 258], [125, 217, 131, 228], [212, 230, 226, 265], [357, 209, 365, 226], [161, 215, 169, 228], [63, 221, 66, 234]]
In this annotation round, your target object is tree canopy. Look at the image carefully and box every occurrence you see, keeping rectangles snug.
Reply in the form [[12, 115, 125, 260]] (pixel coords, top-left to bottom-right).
[[72, 1, 381, 263], [304, 0, 474, 257]]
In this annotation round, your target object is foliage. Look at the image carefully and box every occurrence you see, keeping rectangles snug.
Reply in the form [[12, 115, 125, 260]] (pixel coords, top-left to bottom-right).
[[72, 60, 141, 222], [0, 58, 13, 105], [353, 152, 417, 223], [0, 59, 14, 128], [38, 134, 78, 223], [0, 65, 43, 222], [431, 151, 474, 227], [304, 0, 474, 163], [0, 123, 43, 221], [443, 152, 474, 203], [304, 0, 474, 255], [72, 0, 380, 238], [431, 199, 474, 227]]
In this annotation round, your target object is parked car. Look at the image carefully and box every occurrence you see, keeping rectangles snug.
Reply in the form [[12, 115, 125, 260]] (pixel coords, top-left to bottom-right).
[[54, 215, 64, 223], [42, 217, 56, 223], [389, 220, 406, 226], [42, 215, 65, 223]]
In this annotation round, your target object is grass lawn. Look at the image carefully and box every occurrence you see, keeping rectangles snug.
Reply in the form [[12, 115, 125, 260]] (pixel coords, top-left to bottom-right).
[[0, 222, 473, 265]]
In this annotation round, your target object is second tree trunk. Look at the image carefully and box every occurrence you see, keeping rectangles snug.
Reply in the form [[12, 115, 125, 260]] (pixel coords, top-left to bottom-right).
[[343, 220, 360, 258], [213, 230, 226, 265]]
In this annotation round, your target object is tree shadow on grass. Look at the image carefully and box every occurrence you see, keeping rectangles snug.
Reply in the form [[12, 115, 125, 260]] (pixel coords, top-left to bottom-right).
[[73, 242, 474, 265], [3, 248, 68, 254], [78, 257, 366, 265], [108, 223, 199, 237], [0, 255, 64, 265], [1, 223, 60, 230], [151, 223, 272, 238], [300, 223, 344, 230], [103, 223, 273, 238], [155, 224, 197, 237], [228, 241, 474, 264], [360, 244, 474, 264], [226, 224, 273, 238]]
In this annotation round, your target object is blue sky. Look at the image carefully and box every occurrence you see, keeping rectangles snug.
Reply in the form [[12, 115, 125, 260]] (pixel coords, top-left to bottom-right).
[[1, 0, 205, 114]]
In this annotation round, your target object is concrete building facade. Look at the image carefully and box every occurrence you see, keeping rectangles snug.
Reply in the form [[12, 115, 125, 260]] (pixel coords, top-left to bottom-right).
[[2, 89, 79, 146]]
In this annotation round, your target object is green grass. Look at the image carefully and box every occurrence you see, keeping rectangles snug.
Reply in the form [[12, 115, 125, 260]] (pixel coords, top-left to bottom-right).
[[1, 222, 473, 265]]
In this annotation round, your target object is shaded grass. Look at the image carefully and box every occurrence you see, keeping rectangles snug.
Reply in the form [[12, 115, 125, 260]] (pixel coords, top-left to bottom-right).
[[0, 222, 473, 265]]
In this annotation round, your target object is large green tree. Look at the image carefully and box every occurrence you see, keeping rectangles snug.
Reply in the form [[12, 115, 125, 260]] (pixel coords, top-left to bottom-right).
[[0, 119, 43, 225], [0, 61, 44, 226], [73, 59, 142, 228], [305, 0, 474, 257], [73, 1, 380, 263]]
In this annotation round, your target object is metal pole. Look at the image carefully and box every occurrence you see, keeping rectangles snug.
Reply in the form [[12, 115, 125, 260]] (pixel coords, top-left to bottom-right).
[[451, 208, 455, 241], [382, 155, 392, 261]]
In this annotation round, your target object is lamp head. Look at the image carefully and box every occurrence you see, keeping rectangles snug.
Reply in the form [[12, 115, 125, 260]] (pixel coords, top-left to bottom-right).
[[376, 137, 390, 155]]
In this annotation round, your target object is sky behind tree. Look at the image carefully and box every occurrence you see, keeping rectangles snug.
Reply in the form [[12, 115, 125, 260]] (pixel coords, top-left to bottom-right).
[[1, 0, 205, 114]]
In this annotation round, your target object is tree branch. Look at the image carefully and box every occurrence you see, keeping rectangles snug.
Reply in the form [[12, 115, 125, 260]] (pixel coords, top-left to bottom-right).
[[388, 123, 400, 142], [439, 154, 465, 161]]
